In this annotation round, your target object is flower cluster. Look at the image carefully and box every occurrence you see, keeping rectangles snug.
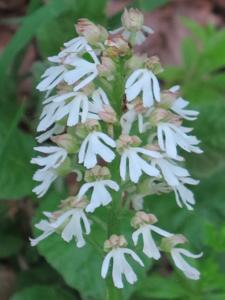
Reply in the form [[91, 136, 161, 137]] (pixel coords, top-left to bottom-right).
[[31, 8, 203, 289]]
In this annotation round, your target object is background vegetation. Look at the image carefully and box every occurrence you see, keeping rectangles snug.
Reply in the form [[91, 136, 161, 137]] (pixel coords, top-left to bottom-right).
[[0, 0, 225, 299]]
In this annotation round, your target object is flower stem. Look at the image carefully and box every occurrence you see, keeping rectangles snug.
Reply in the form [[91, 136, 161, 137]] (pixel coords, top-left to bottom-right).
[[106, 279, 123, 300]]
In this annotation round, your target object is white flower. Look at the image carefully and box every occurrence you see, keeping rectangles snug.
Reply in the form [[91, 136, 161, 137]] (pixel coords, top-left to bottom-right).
[[157, 123, 203, 159], [132, 224, 172, 260], [63, 51, 99, 92], [30, 208, 90, 248], [54, 91, 89, 126], [36, 124, 65, 143], [87, 88, 110, 119], [152, 157, 190, 187], [30, 220, 55, 246], [172, 177, 199, 210], [78, 132, 116, 169], [37, 65, 67, 92], [120, 147, 160, 183], [31, 146, 67, 171], [78, 180, 119, 212], [125, 69, 160, 108], [101, 248, 144, 288], [171, 248, 203, 280], [170, 86, 199, 121], [120, 108, 144, 134], [32, 168, 57, 198], [58, 36, 91, 58]]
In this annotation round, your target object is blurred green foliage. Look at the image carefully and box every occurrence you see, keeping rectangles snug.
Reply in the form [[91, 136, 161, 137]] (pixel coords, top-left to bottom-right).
[[0, 1, 225, 300]]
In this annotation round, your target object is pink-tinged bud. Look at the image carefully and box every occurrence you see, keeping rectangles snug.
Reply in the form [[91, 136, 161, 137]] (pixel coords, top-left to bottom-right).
[[105, 36, 130, 57], [98, 56, 116, 80], [59, 196, 88, 210], [160, 90, 178, 108], [104, 235, 127, 251], [51, 134, 78, 153], [145, 56, 163, 74], [150, 108, 182, 126], [131, 211, 158, 228], [117, 134, 141, 152], [161, 234, 188, 252], [75, 18, 108, 44], [85, 166, 111, 182], [99, 105, 117, 124], [121, 8, 144, 32]]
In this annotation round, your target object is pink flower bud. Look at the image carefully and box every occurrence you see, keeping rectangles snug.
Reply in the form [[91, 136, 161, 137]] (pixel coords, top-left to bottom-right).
[[121, 8, 144, 32]]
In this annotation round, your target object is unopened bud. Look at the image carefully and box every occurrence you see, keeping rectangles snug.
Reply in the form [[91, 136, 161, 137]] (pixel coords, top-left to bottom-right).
[[131, 211, 158, 228], [145, 56, 163, 74], [121, 8, 144, 32], [125, 54, 146, 71], [98, 56, 116, 80], [105, 37, 130, 57], [150, 108, 182, 126], [161, 234, 188, 252], [104, 234, 127, 251], [51, 134, 78, 153], [59, 196, 88, 210], [117, 134, 141, 152], [75, 18, 108, 44], [85, 166, 111, 182], [99, 105, 117, 124]]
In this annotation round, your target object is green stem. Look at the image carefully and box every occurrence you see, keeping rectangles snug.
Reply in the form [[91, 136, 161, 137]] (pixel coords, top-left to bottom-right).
[[106, 279, 122, 300]]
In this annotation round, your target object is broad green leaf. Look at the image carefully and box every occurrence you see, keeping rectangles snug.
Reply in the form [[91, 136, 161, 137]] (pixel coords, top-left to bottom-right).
[[10, 285, 75, 300], [132, 274, 188, 299], [0, 106, 35, 199]]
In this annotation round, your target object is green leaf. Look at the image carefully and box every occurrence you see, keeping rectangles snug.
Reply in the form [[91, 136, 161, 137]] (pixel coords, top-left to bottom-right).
[[10, 285, 75, 300], [133, 274, 188, 299], [0, 106, 35, 199]]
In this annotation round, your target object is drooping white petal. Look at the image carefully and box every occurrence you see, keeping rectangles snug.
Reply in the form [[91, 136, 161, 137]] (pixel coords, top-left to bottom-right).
[[171, 248, 203, 280]]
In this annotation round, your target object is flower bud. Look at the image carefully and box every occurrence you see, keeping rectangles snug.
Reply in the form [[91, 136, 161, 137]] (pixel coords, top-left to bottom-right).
[[160, 234, 188, 252], [145, 56, 163, 74], [85, 166, 111, 182], [99, 105, 117, 124], [160, 90, 178, 109], [121, 8, 144, 32], [150, 108, 182, 126], [97, 56, 116, 80], [117, 134, 141, 152], [105, 37, 130, 57], [51, 134, 79, 153], [125, 55, 146, 71], [75, 18, 108, 45], [104, 235, 127, 252], [131, 211, 158, 228], [59, 196, 88, 210]]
